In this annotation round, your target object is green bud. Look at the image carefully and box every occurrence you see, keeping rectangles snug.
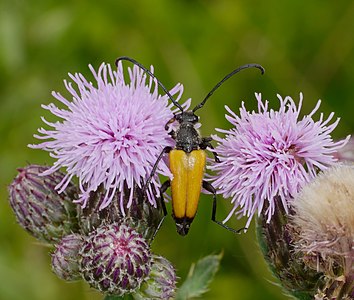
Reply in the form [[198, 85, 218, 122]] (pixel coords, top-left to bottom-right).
[[51, 233, 84, 281], [133, 255, 176, 300], [8, 165, 79, 243]]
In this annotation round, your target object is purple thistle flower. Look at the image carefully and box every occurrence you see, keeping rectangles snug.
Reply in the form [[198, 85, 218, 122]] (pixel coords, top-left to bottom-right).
[[29, 62, 189, 211], [209, 93, 350, 229]]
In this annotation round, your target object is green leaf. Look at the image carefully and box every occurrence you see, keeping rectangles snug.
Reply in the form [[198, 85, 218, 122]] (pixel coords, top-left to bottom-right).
[[175, 252, 223, 300]]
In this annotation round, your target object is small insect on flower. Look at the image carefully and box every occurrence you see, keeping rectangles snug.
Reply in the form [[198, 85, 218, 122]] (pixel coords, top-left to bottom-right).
[[116, 57, 265, 236]]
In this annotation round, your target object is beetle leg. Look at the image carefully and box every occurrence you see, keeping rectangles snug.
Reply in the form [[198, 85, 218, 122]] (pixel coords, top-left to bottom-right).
[[144, 146, 172, 192], [202, 180, 244, 234], [150, 180, 170, 242], [159, 180, 170, 216], [200, 137, 220, 163], [168, 129, 176, 139]]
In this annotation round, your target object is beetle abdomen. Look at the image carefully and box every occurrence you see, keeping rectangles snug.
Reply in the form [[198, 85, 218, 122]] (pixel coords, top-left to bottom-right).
[[169, 149, 206, 220]]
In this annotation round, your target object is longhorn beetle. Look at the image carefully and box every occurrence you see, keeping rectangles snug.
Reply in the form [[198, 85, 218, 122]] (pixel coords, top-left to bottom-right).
[[115, 57, 264, 236]]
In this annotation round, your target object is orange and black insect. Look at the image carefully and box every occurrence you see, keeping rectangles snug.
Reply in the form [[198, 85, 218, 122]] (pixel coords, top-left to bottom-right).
[[116, 57, 264, 236]]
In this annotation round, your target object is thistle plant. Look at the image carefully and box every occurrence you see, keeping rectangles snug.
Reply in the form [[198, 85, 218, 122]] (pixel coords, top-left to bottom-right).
[[8, 163, 172, 298], [10, 56, 351, 299], [209, 92, 352, 299], [208, 93, 349, 230], [8, 60, 221, 299], [29, 61, 190, 210]]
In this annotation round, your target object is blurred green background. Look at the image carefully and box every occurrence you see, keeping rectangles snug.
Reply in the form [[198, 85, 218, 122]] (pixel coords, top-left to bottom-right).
[[1, 0, 354, 299]]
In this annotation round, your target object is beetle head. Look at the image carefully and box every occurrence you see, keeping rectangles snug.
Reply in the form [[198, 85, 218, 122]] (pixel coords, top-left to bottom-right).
[[175, 217, 193, 236], [175, 111, 199, 124]]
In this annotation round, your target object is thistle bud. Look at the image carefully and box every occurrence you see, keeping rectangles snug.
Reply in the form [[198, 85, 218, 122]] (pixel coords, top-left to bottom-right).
[[79, 222, 151, 296], [133, 255, 177, 300], [8, 165, 79, 243], [78, 184, 164, 242], [51, 233, 83, 281], [291, 165, 354, 299], [256, 199, 324, 299]]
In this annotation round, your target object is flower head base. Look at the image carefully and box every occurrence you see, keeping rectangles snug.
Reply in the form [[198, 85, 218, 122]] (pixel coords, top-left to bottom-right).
[[79, 222, 151, 296], [30, 62, 189, 211], [209, 93, 349, 229], [78, 184, 164, 242], [256, 201, 323, 299]]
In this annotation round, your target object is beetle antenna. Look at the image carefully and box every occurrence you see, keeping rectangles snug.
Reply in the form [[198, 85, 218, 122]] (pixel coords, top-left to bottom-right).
[[116, 56, 184, 112], [192, 63, 265, 113]]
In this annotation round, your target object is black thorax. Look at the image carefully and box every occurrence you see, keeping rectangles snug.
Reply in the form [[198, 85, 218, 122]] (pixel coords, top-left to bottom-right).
[[175, 122, 201, 153]]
